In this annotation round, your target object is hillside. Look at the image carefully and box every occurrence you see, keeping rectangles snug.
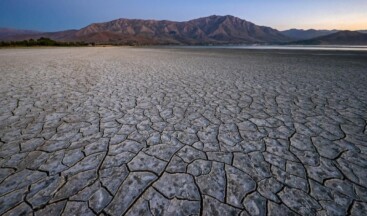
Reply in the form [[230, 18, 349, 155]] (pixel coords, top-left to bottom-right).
[[0, 15, 290, 45], [291, 30, 367, 45], [281, 29, 338, 40]]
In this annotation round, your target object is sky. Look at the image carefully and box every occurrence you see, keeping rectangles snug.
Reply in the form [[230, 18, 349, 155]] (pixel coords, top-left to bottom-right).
[[0, 0, 366, 32]]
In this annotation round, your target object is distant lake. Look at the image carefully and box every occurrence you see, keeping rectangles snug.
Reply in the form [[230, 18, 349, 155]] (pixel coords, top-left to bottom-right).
[[176, 45, 367, 52]]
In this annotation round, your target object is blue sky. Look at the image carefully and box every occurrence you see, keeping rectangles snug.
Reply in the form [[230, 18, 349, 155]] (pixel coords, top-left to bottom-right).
[[0, 0, 366, 31]]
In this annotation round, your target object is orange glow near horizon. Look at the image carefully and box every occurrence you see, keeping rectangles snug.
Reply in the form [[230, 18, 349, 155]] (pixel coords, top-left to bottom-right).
[[275, 13, 367, 31], [277, 22, 367, 31]]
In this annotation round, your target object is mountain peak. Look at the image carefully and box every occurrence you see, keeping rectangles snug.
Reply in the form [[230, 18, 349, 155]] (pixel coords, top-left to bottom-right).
[[204, 15, 236, 19]]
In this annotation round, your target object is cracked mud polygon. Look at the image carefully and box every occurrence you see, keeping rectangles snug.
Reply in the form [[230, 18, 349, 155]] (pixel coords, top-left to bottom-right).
[[0, 47, 366, 215]]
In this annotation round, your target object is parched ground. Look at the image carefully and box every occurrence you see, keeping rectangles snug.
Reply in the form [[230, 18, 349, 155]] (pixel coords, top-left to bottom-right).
[[0, 47, 367, 216]]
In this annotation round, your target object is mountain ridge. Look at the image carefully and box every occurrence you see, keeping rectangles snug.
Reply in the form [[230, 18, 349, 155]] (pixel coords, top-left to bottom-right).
[[281, 28, 367, 40], [281, 29, 339, 40], [290, 30, 367, 45], [0, 15, 291, 45]]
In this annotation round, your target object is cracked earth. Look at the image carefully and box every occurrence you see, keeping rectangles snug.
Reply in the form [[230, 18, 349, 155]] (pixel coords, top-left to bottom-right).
[[0, 47, 367, 215]]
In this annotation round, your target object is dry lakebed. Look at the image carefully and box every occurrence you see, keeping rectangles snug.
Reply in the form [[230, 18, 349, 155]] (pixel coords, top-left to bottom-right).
[[0, 47, 367, 215]]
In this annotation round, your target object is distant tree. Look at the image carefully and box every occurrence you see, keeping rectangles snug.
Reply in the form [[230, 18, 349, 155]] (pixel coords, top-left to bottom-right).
[[28, 39, 35, 46], [0, 38, 90, 47]]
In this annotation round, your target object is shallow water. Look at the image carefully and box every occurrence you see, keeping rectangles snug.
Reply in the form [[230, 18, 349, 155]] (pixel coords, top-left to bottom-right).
[[178, 45, 367, 51]]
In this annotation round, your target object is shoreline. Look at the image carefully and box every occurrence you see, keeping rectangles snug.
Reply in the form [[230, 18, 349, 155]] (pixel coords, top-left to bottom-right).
[[1, 44, 367, 52]]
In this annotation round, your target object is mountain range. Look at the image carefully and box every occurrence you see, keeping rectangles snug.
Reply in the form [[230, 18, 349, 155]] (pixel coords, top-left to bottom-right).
[[290, 30, 367, 45], [1, 15, 366, 45], [0, 28, 41, 38], [281, 29, 339, 40], [281, 29, 367, 41]]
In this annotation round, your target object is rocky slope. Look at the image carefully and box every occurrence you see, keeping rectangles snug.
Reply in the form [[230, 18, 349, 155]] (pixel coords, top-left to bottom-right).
[[0, 15, 290, 45]]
